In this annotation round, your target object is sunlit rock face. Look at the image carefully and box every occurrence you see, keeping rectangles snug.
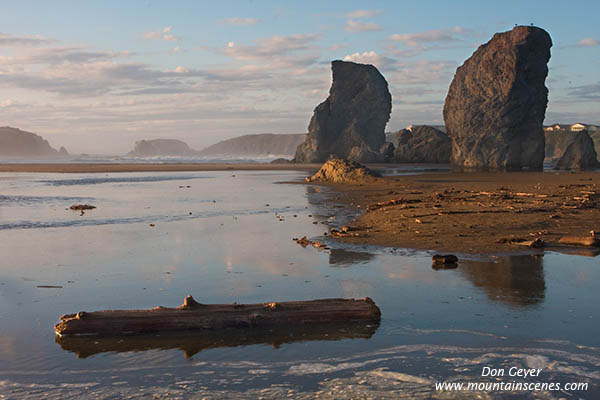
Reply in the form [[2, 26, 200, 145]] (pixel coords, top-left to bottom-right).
[[444, 26, 552, 170], [294, 60, 392, 163]]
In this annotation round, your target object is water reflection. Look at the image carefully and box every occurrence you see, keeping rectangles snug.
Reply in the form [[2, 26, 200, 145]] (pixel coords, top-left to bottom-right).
[[457, 255, 546, 307], [56, 321, 380, 358], [328, 249, 374, 267]]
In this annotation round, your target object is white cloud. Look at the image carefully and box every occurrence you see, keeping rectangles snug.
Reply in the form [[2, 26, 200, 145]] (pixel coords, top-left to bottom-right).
[[344, 10, 382, 19], [577, 38, 599, 47], [344, 20, 382, 33], [141, 27, 181, 42], [389, 26, 470, 47], [222, 17, 259, 25], [343, 51, 386, 66]]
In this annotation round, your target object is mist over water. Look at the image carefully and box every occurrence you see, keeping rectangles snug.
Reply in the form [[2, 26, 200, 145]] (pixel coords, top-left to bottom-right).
[[0, 170, 598, 398]]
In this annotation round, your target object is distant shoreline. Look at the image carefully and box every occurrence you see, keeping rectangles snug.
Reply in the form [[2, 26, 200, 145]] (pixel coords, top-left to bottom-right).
[[0, 162, 324, 173]]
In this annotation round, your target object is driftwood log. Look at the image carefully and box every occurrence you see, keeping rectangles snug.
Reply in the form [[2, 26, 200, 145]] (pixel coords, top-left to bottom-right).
[[558, 236, 600, 247], [56, 320, 379, 358], [55, 296, 381, 337]]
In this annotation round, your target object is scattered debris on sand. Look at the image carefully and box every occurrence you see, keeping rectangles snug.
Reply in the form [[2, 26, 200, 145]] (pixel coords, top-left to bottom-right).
[[293, 236, 329, 250], [325, 171, 600, 254], [330, 226, 360, 237]]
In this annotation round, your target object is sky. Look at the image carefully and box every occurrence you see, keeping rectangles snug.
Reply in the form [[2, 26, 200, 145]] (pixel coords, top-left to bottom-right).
[[0, 0, 599, 154]]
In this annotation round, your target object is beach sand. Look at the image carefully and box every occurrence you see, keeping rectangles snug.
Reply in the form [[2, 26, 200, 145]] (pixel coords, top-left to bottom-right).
[[321, 171, 600, 255]]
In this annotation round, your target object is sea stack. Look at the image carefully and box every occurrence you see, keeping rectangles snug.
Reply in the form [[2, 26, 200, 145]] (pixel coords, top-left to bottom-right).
[[392, 125, 451, 163], [294, 60, 392, 163], [556, 130, 599, 170], [443, 26, 552, 170]]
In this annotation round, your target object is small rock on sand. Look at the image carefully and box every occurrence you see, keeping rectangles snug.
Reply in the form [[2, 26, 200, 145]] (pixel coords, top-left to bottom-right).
[[432, 254, 459, 264]]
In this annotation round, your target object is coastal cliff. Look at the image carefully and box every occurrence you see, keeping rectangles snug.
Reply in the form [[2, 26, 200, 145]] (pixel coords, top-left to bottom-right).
[[0, 126, 68, 157]]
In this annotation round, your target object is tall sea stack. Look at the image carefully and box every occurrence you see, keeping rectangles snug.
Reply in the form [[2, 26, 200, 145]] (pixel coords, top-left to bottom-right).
[[443, 26, 552, 170], [294, 60, 392, 163]]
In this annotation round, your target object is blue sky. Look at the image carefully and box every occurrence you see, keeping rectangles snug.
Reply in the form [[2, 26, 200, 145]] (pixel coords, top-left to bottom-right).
[[1, 0, 598, 153]]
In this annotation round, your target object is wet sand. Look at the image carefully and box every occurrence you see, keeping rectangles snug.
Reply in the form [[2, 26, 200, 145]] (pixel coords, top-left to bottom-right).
[[0, 162, 322, 173], [322, 171, 600, 255]]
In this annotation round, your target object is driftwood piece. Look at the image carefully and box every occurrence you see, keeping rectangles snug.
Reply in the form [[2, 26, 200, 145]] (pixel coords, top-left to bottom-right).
[[558, 236, 600, 247], [56, 320, 379, 358], [55, 296, 381, 337]]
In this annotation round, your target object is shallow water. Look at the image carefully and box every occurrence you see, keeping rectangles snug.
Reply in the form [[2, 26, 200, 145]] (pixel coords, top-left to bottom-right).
[[0, 170, 598, 399]]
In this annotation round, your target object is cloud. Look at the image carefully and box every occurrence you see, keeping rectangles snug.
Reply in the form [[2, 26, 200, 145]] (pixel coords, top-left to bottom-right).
[[328, 43, 349, 51], [0, 46, 132, 66], [388, 60, 457, 85], [342, 51, 395, 69], [344, 20, 382, 33], [389, 26, 471, 48], [577, 38, 599, 47], [141, 27, 181, 42], [567, 83, 600, 100], [221, 33, 321, 68], [0, 32, 57, 47], [222, 17, 259, 25], [344, 10, 382, 19]]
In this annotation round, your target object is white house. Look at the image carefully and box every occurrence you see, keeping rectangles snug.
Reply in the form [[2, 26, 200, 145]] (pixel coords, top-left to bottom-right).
[[570, 123, 586, 131]]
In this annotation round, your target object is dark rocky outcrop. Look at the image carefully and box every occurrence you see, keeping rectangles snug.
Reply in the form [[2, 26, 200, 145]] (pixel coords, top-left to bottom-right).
[[443, 26, 552, 170], [270, 157, 293, 164], [128, 139, 195, 156], [545, 129, 600, 161], [198, 133, 306, 157], [556, 130, 599, 170], [294, 60, 392, 163], [392, 125, 451, 163], [545, 130, 578, 160], [305, 158, 380, 184], [0, 126, 67, 157]]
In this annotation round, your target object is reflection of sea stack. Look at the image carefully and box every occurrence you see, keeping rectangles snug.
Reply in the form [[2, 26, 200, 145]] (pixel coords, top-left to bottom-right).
[[294, 60, 392, 163], [458, 255, 545, 306], [328, 248, 374, 266], [444, 26, 552, 170]]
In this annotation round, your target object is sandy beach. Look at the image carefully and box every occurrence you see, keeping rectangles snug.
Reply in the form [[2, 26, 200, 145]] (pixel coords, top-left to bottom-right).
[[320, 171, 600, 255]]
